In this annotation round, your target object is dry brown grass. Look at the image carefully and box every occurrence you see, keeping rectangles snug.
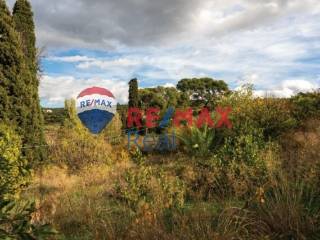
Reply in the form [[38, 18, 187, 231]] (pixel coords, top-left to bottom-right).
[[25, 117, 320, 239], [280, 118, 320, 183]]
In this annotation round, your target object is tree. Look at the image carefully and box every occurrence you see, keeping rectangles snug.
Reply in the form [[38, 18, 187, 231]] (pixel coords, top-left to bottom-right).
[[139, 86, 180, 110], [0, 3, 56, 236], [139, 88, 166, 110], [0, 0, 30, 136], [0, 0, 17, 122], [128, 78, 139, 108], [177, 78, 229, 108], [13, 0, 36, 67], [13, 0, 46, 164]]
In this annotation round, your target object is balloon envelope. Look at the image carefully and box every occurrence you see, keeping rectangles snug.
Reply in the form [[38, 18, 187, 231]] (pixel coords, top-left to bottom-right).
[[76, 87, 117, 134]]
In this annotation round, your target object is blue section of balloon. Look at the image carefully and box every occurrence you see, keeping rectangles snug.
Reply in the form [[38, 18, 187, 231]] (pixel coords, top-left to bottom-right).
[[78, 109, 115, 134]]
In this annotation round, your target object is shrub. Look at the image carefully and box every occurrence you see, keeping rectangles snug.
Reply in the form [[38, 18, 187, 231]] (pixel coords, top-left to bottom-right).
[[103, 112, 123, 144], [63, 99, 82, 129], [0, 124, 29, 200], [249, 98, 297, 139], [291, 91, 320, 121], [0, 200, 57, 239], [280, 119, 320, 184], [0, 125, 55, 239], [178, 127, 271, 200], [43, 108, 67, 125], [217, 85, 296, 139], [183, 155, 268, 201], [219, 130, 264, 167], [210, 128, 270, 199], [48, 99, 113, 170], [253, 174, 320, 239], [114, 166, 185, 211], [49, 126, 113, 171]]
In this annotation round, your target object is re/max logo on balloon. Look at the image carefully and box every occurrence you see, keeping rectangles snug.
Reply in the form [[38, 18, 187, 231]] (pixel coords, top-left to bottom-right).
[[76, 87, 117, 134], [127, 106, 232, 152], [79, 99, 113, 108]]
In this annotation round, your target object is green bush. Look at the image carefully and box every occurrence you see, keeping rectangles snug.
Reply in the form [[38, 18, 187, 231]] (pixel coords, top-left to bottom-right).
[[49, 126, 113, 171], [0, 125, 56, 239], [212, 128, 268, 199], [180, 141, 268, 201], [219, 130, 264, 167], [63, 99, 82, 129], [217, 85, 296, 139], [48, 99, 113, 170], [250, 98, 297, 139], [291, 91, 320, 121], [0, 200, 57, 239], [0, 124, 29, 200], [114, 166, 185, 211]]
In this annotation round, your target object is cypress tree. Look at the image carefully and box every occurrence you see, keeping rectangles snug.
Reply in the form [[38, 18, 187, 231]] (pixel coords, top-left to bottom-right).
[[0, 0, 27, 123], [128, 78, 139, 108], [13, 0, 46, 164], [0, 0, 17, 122], [12, 0, 36, 67]]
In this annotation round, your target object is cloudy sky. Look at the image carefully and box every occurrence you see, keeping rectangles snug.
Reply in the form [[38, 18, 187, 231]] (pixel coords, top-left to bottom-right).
[[7, 0, 320, 107]]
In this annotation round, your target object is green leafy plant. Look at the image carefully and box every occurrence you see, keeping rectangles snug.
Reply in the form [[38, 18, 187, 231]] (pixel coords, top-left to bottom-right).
[[179, 126, 223, 157], [49, 99, 113, 170], [129, 147, 146, 165], [114, 166, 185, 211], [0, 200, 57, 239], [217, 85, 296, 140], [291, 91, 320, 121], [0, 124, 29, 200]]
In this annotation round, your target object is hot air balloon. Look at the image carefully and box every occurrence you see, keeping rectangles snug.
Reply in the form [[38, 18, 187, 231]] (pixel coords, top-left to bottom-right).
[[76, 87, 117, 134]]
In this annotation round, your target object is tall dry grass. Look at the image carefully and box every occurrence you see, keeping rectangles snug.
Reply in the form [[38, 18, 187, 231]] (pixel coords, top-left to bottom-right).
[[26, 94, 320, 239]]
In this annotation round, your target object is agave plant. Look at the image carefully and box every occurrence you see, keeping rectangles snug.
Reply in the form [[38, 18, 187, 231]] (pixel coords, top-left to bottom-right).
[[178, 126, 223, 157]]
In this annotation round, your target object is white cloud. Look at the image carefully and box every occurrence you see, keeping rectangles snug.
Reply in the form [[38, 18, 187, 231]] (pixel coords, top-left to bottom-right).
[[236, 73, 262, 86], [77, 58, 142, 69], [40, 75, 128, 106], [163, 83, 176, 88], [48, 55, 96, 62], [263, 42, 307, 61], [254, 79, 319, 97], [5, 0, 317, 106]]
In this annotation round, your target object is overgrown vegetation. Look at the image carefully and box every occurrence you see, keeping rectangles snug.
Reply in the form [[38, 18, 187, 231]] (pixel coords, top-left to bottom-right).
[[0, 124, 27, 201], [1, 0, 320, 239], [31, 85, 320, 240]]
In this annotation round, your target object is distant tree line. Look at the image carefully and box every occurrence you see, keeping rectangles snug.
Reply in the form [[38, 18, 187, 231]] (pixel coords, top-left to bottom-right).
[[124, 78, 320, 130], [128, 77, 230, 111], [120, 77, 230, 129]]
